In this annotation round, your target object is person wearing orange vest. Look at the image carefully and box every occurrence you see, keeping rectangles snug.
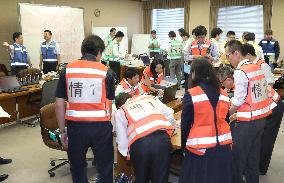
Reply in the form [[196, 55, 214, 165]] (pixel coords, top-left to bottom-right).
[[225, 40, 272, 183], [55, 35, 116, 183], [141, 58, 164, 95], [179, 58, 233, 183], [114, 93, 175, 183], [243, 43, 283, 175], [184, 25, 219, 65], [115, 68, 144, 96], [217, 66, 235, 98]]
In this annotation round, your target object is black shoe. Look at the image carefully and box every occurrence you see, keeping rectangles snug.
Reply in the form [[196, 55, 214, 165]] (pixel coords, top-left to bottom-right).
[[0, 174, 8, 182], [0, 158, 12, 165]]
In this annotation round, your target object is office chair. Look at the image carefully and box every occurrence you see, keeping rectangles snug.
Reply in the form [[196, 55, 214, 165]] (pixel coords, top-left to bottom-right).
[[0, 64, 9, 76], [24, 79, 59, 127], [109, 61, 121, 84], [40, 103, 69, 177]]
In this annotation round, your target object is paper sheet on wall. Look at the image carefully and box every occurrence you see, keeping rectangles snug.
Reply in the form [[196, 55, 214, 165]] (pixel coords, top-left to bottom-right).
[[131, 34, 151, 55], [0, 106, 10, 118], [19, 3, 85, 67]]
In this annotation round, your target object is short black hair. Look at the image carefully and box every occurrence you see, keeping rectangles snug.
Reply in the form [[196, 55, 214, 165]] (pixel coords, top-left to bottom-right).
[[110, 28, 116, 33], [168, 31, 176, 37], [244, 32, 255, 42], [181, 32, 190, 38], [242, 43, 256, 56], [225, 40, 246, 57], [211, 27, 223, 38], [114, 31, 124, 38], [192, 28, 196, 35], [265, 29, 273, 35], [124, 68, 139, 79], [242, 31, 250, 38], [81, 35, 105, 56], [226, 31, 236, 37], [178, 28, 185, 33], [115, 92, 132, 108], [13, 32, 22, 42], [194, 25, 207, 37], [44, 30, 52, 35], [151, 30, 157, 34], [150, 58, 164, 78]]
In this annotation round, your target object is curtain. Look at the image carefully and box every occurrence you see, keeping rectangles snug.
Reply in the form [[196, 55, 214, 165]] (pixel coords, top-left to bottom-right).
[[210, 0, 273, 31], [142, 0, 190, 34]]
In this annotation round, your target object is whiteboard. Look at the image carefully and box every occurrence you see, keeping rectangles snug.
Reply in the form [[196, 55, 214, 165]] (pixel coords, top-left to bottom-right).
[[92, 27, 128, 54], [131, 34, 150, 55], [19, 3, 84, 68]]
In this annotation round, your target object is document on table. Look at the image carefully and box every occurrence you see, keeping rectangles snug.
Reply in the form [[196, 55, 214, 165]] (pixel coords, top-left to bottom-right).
[[0, 106, 10, 118]]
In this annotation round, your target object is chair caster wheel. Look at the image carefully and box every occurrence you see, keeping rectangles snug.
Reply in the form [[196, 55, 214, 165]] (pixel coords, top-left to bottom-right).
[[49, 172, 55, 177], [50, 161, 55, 166]]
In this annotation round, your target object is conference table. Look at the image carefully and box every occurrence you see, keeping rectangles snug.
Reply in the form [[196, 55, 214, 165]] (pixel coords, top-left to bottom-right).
[[0, 84, 41, 125]]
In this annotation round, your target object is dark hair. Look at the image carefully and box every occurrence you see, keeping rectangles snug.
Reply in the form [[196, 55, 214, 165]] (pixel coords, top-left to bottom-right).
[[124, 68, 139, 79], [110, 28, 116, 33], [151, 30, 157, 34], [81, 35, 105, 56], [226, 31, 236, 37], [217, 66, 234, 81], [168, 31, 176, 37], [178, 28, 185, 33], [44, 30, 52, 35], [150, 58, 164, 79], [211, 27, 223, 38], [115, 92, 132, 108], [225, 40, 246, 57], [13, 32, 22, 42], [190, 57, 220, 93], [113, 31, 124, 40], [244, 32, 255, 42], [181, 32, 190, 38], [242, 31, 250, 38], [194, 25, 207, 37], [242, 43, 256, 57], [265, 29, 273, 35], [192, 28, 196, 35]]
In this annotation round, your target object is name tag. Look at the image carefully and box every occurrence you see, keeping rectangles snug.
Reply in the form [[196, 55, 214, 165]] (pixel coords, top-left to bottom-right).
[[250, 79, 268, 103]]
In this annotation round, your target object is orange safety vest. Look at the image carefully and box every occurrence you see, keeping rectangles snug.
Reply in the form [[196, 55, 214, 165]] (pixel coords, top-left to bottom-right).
[[122, 95, 174, 150], [186, 86, 232, 156], [255, 59, 280, 109], [119, 79, 140, 96], [191, 39, 211, 56], [65, 60, 110, 122], [141, 66, 163, 93], [236, 62, 272, 121]]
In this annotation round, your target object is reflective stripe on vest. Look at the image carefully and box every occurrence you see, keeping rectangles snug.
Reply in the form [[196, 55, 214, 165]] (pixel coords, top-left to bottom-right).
[[122, 95, 174, 148], [11, 44, 28, 67], [65, 60, 110, 122], [41, 41, 57, 62], [120, 79, 140, 96], [186, 86, 232, 155], [191, 40, 211, 56], [236, 63, 272, 121]]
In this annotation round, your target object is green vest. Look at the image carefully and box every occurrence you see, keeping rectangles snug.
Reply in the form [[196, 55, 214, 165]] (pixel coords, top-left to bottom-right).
[[106, 35, 113, 47], [103, 41, 120, 61], [149, 38, 160, 53], [168, 39, 182, 60]]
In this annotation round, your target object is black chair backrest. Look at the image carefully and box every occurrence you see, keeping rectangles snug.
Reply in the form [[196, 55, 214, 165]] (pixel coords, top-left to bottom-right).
[[109, 61, 121, 83], [41, 79, 59, 107]]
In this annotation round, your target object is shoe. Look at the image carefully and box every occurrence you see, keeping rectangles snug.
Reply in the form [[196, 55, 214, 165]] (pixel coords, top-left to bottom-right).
[[0, 158, 12, 165], [259, 171, 267, 175], [0, 174, 8, 182]]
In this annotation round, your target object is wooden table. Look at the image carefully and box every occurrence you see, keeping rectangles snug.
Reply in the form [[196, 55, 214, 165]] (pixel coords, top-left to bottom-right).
[[115, 102, 182, 178], [0, 84, 42, 125]]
